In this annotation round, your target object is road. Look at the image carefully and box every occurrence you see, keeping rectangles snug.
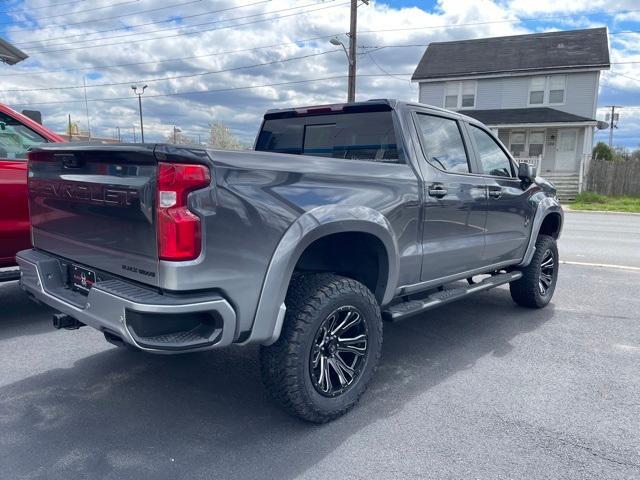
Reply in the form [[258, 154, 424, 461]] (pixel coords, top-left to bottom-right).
[[0, 211, 639, 480], [560, 210, 640, 268]]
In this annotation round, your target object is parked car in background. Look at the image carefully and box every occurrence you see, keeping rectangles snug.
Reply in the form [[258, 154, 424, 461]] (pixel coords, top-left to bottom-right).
[[18, 99, 562, 422], [0, 104, 63, 279]]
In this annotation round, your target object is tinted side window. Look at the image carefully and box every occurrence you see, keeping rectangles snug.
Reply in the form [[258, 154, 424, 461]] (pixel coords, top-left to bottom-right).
[[469, 125, 513, 177], [0, 112, 47, 160], [415, 113, 469, 173], [256, 110, 401, 163]]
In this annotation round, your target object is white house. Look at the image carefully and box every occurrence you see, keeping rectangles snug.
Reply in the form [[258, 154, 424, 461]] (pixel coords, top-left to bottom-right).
[[412, 28, 610, 200]]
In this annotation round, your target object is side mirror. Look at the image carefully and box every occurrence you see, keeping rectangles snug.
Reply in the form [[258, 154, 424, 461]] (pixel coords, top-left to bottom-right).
[[518, 162, 536, 182], [21, 110, 42, 124]]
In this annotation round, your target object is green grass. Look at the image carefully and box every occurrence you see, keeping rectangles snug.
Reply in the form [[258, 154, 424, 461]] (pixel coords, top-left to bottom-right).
[[571, 192, 640, 213]]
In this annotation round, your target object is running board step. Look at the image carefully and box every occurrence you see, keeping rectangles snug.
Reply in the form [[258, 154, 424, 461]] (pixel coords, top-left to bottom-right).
[[382, 271, 522, 322]]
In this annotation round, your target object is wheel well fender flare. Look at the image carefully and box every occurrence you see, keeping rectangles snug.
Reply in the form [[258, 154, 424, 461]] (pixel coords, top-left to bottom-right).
[[518, 196, 564, 267], [244, 205, 400, 345]]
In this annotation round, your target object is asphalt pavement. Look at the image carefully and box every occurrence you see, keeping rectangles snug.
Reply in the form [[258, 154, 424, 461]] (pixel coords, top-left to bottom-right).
[[0, 211, 639, 479], [560, 210, 640, 268]]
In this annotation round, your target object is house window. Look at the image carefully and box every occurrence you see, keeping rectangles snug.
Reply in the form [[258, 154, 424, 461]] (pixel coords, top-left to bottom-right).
[[444, 82, 459, 109], [548, 76, 565, 104], [528, 75, 566, 106], [443, 80, 476, 110], [529, 77, 545, 105], [529, 131, 545, 157], [509, 131, 526, 157]]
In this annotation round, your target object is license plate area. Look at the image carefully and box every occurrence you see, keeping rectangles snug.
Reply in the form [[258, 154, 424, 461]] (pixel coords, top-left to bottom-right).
[[70, 264, 96, 294]]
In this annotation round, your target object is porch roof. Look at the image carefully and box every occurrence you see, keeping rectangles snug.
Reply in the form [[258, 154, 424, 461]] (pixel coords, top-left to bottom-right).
[[463, 107, 596, 127]]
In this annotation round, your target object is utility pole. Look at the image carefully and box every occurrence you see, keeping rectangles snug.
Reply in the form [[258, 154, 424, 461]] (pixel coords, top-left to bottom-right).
[[116, 126, 121, 142], [173, 126, 181, 143], [132, 124, 136, 143], [606, 105, 621, 147], [131, 85, 147, 143], [83, 76, 91, 140], [68, 114, 72, 141], [347, 0, 358, 103]]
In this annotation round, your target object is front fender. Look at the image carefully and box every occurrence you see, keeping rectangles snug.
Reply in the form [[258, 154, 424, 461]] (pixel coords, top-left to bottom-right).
[[243, 205, 400, 345], [518, 194, 563, 267]]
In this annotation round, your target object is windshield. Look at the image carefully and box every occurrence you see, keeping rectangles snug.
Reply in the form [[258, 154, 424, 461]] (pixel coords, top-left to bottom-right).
[[256, 110, 402, 163]]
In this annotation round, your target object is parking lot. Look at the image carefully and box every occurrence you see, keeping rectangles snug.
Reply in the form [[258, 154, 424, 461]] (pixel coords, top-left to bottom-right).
[[1, 211, 639, 480]]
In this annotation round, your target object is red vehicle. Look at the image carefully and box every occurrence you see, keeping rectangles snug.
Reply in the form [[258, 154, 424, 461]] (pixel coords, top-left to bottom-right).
[[0, 104, 63, 277]]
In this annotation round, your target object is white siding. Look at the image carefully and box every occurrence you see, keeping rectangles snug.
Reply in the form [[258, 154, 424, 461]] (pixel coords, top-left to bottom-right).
[[418, 82, 444, 106], [476, 79, 502, 109], [499, 77, 529, 109], [417, 71, 599, 117], [555, 72, 598, 118]]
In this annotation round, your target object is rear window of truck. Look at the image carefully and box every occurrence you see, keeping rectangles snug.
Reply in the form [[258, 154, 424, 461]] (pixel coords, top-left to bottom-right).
[[255, 111, 401, 163]]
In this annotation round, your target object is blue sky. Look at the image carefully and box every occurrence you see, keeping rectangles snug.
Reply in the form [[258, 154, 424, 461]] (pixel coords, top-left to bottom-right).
[[0, 0, 638, 148]]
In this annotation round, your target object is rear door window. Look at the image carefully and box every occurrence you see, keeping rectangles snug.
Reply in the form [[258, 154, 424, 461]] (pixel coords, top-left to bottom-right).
[[256, 110, 402, 163], [415, 113, 470, 173]]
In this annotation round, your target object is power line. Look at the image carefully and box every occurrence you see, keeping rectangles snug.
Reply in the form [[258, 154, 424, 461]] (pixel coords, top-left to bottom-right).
[[363, 50, 411, 83], [26, 0, 331, 52], [0, 0, 141, 26], [27, 1, 348, 54], [14, 0, 271, 47], [356, 9, 640, 35], [0, 0, 87, 14], [0, 49, 344, 93], [24, 5, 640, 55], [2, 0, 205, 33], [9, 73, 414, 107], [4, 37, 639, 80], [0, 34, 340, 78]]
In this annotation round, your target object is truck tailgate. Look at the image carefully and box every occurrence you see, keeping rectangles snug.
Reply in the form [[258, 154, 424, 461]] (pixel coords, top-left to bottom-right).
[[28, 145, 159, 285]]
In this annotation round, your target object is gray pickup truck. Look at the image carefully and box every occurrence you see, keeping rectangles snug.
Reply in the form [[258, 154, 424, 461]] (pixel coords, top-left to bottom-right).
[[18, 99, 562, 422]]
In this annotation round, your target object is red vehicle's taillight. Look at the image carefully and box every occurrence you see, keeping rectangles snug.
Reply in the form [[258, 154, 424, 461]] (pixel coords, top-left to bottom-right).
[[157, 162, 210, 261]]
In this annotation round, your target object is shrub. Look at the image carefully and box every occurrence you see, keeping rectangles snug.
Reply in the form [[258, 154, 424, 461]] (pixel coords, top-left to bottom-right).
[[592, 142, 614, 161]]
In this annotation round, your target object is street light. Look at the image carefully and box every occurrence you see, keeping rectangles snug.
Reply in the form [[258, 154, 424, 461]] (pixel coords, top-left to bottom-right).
[[131, 85, 147, 143], [330, 37, 355, 103]]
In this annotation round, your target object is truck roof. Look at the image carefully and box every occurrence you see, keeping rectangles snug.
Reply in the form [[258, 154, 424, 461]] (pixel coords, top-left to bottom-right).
[[263, 98, 484, 126]]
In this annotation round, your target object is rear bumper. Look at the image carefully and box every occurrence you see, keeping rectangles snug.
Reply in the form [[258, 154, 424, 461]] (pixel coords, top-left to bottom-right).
[[16, 249, 237, 354]]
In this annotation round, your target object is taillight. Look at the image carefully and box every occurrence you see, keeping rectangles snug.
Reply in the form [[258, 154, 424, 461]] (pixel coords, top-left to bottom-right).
[[157, 162, 210, 261]]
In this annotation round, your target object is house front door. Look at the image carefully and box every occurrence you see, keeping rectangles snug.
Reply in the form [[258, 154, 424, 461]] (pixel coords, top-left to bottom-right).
[[555, 129, 578, 171]]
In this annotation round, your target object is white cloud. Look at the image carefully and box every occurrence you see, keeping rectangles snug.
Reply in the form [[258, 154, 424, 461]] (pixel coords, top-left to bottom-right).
[[0, 0, 636, 148]]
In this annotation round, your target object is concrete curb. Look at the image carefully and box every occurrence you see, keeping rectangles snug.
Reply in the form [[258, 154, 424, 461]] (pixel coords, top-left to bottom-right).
[[562, 206, 640, 216]]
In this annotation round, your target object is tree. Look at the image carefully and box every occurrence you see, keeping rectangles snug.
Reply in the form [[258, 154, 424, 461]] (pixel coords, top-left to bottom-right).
[[592, 141, 614, 161], [208, 121, 240, 150]]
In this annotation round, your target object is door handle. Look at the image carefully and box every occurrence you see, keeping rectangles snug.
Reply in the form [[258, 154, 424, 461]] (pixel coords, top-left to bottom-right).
[[488, 187, 502, 199], [428, 184, 448, 198]]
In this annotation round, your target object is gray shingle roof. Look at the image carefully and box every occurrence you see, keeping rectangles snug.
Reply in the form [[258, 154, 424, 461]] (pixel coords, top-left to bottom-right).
[[412, 28, 610, 81], [463, 108, 596, 125]]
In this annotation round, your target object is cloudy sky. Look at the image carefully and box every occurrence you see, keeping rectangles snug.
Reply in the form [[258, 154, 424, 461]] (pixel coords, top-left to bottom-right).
[[0, 0, 638, 147]]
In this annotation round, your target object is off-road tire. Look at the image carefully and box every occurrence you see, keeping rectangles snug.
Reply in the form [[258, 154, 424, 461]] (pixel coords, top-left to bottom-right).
[[510, 234, 559, 308], [260, 273, 383, 423]]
